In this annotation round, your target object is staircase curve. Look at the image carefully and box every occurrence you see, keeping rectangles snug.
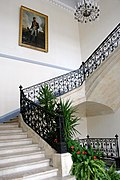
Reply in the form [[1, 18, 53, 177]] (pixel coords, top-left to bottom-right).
[[75, 45, 120, 117], [20, 23, 120, 152]]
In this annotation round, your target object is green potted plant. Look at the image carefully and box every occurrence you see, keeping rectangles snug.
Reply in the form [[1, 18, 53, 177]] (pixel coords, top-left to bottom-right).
[[59, 99, 80, 142], [69, 140, 108, 180], [104, 165, 120, 180], [37, 84, 57, 114], [37, 85, 80, 145]]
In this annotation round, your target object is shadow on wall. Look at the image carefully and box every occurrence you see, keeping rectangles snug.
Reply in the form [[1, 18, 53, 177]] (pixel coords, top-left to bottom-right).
[[75, 101, 114, 117]]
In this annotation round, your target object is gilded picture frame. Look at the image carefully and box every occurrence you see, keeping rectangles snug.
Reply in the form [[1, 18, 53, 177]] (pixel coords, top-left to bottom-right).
[[19, 6, 48, 52]]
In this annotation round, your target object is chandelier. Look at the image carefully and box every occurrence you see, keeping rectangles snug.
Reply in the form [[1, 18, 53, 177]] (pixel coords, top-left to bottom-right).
[[74, 0, 100, 23]]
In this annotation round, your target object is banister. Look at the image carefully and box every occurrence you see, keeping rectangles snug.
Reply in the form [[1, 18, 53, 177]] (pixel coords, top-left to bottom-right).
[[19, 85, 67, 153]]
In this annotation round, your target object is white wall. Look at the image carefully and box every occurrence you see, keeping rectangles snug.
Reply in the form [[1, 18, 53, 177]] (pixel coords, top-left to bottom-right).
[[87, 108, 120, 145], [0, 57, 68, 116], [76, 117, 87, 139], [79, 0, 120, 61], [0, 0, 81, 116], [0, 0, 81, 69]]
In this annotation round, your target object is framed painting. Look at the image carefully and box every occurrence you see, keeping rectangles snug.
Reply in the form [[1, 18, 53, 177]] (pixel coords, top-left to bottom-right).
[[19, 6, 48, 52]]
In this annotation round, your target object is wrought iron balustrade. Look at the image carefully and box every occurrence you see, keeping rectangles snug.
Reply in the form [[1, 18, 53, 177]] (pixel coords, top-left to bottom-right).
[[77, 135, 119, 157], [84, 24, 120, 78], [19, 85, 67, 153], [77, 135, 120, 168], [22, 23, 120, 102]]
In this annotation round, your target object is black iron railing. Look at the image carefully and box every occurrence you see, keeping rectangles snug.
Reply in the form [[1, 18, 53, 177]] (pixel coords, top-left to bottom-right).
[[19, 85, 67, 153], [22, 23, 120, 102], [77, 135, 119, 157], [20, 23, 120, 153], [77, 135, 120, 168]]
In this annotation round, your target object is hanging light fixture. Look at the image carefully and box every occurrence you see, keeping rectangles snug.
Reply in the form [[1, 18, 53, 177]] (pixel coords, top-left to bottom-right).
[[74, 0, 100, 23]]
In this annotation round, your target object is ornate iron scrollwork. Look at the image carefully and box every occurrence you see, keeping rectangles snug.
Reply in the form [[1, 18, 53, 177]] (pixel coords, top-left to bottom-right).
[[19, 86, 67, 153], [77, 134, 119, 157]]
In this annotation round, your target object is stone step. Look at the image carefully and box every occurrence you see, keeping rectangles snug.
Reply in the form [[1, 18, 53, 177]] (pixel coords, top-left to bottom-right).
[[0, 132, 27, 140], [0, 128, 23, 134], [0, 123, 19, 129], [47, 175, 75, 180], [0, 149, 42, 158], [4, 119, 19, 124], [0, 158, 50, 176], [0, 151, 45, 165], [0, 119, 59, 180], [0, 138, 32, 147], [0, 144, 40, 156], [4, 121, 18, 124], [1, 166, 58, 180]]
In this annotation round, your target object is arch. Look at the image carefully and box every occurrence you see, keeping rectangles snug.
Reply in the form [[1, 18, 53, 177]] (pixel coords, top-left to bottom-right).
[[75, 101, 114, 117]]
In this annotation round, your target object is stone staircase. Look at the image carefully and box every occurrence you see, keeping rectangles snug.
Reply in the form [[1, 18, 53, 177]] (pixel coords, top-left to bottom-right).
[[0, 121, 74, 180]]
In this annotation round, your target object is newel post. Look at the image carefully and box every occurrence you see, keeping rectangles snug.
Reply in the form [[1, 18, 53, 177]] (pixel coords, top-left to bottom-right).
[[115, 134, 119, 157], [86, 135, 91, 148], [19, 85, 23, 113], [53, 105, 73, 177], [55, 105, 67, 154], [82, 61, 86, 81]]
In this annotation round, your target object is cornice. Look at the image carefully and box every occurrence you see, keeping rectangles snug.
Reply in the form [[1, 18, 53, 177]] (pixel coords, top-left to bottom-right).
[[47, 0, 74, 13]]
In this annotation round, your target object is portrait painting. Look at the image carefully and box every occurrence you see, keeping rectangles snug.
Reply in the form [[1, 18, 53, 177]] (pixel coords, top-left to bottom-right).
[[19, 6, 48, 52]]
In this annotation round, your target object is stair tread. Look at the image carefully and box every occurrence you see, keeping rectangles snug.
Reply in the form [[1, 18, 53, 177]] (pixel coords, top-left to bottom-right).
[[0, 149, 41, 157], [0, 143, 39, 150], [0, 150, 44, 160], [1, 166, 58, 180], [3, 119, 18, 123], [0, 124, 19, 130], [3, 122, 19, 124], [0, 122, 18, 126], [0, 128, 23, 133], [0, 157, 49, 169], [0, 133, 27, 140], [0, 143, 37, 151], [0, 132, 27, 136], [0, 138, 32, 143], [0, 139, 33, 148], [0, 126, 22, 129], [46, 175, 75, 180]]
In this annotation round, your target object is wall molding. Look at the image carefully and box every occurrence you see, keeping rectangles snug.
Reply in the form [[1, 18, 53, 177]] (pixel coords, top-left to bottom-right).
[[0, 109, 20, 123], [0, 52, 73, 72], [47, 0, 74, 13]]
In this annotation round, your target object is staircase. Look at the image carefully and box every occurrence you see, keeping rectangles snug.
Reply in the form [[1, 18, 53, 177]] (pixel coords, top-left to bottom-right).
[[0, 121, 74, 180]]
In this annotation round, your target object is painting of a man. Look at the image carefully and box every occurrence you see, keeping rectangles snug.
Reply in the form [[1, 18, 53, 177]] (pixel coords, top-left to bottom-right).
[[29, 17, 39, 45], [19, 6, 48, 52]]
